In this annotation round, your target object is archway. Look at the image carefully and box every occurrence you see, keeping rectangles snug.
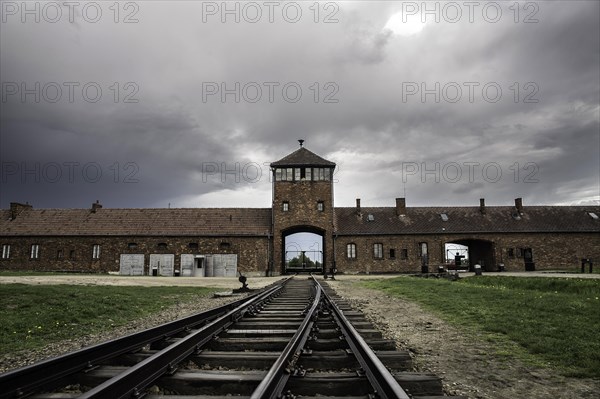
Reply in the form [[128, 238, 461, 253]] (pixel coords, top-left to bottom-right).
[[446, 238, 496, 272], [282, 226, 324, 274]]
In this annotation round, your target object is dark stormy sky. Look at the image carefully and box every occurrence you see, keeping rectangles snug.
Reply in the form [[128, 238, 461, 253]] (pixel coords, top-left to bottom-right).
[[1, 1, 599, 209]]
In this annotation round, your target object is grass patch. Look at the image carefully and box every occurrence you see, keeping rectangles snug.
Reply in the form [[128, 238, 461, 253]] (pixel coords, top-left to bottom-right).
[[363, 276, 600, 378], [0, 284, 216, 355]]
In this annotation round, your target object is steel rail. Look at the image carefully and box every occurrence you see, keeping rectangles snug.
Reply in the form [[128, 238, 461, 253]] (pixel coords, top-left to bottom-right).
[[77, 279, 288, 399], [249, 276, 322, 399], [316, 280, 411, 399], [0, 278, 289, 399]]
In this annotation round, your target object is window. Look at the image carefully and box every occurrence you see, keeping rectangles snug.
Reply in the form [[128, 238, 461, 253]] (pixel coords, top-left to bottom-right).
[[128, 242, 138, 249], [588, 212, 599, 220], [373, 243, 383, 259], [30, 244, 40, 260], [56, 250, 63, 260], [346, 243, 357, 259], [440, 213, 449, 222], [317, 201, 324, 212], [305, 167, 312, 181], [188, 242, 199, 250], [401, 249, 408, 260], [92, 245, 101, 260], [313, 168, 331, 181], [419, 242, 428, 257], [282, 202, 289, 212], [507, 248, 515, 258], [389, 249, 396, 259], [1, 244, 10, 259], [220, 242, 231, 250], [516, 248, 523, 258], [275, 168, 294, 181], [69, 250, 76, 260], [157, 243, 168, 249]]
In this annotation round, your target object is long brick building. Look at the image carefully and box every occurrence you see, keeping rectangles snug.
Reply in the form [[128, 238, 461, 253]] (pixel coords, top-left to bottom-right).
[[1, 145, 599, 276]]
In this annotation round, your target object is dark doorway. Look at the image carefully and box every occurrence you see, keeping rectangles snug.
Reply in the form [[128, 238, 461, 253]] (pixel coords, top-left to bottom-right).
[[446, 239, 496, 272], [523, 248, 535, 271]]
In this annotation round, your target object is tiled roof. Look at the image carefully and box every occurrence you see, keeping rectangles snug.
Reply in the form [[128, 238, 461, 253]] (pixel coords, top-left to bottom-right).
[[2, 205, 598, 237], [271, 147, 336, 167], [0, 208, 272, 237], [334, 206, 600, 235]]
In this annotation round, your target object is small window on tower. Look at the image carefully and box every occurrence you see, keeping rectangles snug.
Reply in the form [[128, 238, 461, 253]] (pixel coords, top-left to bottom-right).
[[282, 202, 289, 212], [317, 201, 324, 212]]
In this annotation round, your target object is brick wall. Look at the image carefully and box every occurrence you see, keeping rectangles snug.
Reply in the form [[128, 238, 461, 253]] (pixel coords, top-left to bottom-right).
[[0, 235, 270, 276], [334, 232, 600, 273]]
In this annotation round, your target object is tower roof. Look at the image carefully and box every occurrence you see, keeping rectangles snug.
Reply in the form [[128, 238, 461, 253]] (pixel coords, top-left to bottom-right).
[[271, 147, 336, 168]]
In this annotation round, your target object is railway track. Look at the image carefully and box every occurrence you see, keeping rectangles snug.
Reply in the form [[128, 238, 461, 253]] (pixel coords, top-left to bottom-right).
[[0, 276, 465, 399]]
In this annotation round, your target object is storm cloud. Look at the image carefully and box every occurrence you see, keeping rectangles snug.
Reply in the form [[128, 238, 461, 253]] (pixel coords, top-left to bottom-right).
[[1, 1, 598, 209]]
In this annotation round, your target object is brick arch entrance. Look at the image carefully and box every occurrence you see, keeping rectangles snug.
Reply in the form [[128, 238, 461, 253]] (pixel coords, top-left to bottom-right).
[[446, 238, 496, 272], [282, 226, 325, 274]]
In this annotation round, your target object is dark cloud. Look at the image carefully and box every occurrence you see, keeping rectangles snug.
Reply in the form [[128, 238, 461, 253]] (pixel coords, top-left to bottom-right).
[[1, 1, 598, 209]]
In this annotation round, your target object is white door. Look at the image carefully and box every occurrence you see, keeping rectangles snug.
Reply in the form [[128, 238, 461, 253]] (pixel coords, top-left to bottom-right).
[[119, 254, 144, 276], [180, 254, 195, 276], [150, 254, 175, 276]]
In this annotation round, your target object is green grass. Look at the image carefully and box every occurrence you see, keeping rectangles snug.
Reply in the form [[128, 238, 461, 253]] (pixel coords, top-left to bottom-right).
[[363, 276, 600, 378], [0, 284, 217, 354]]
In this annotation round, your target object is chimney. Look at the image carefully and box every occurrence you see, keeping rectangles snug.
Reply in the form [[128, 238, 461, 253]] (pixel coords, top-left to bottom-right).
[[91, 200, 102, 213], [10, 202, 32, 220], [479, 198, 486, 214], [396, 198, 406, 216], [356, 198, 361, 215], [515, 197, 523, 213]]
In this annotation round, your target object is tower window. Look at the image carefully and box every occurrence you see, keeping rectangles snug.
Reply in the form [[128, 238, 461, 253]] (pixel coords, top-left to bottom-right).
[[317, 201, 324, 212], [389, 249, 396, 259], [282, 202, 289, 212], [189, 242, 199, 250], [275, 168, 294, 181], [128, 242, 138, 249]]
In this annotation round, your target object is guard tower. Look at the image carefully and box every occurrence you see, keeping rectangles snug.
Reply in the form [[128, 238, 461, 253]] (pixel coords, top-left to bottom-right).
[[270, 141, 336, 274]]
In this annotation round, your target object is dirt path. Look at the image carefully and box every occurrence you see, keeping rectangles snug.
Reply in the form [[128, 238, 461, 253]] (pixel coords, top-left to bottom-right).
[[328, 278, 599, 399]]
